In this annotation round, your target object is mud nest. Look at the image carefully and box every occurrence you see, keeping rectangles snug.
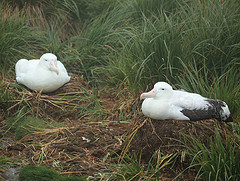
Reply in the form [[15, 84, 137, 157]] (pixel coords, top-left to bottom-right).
[[129, 118, 230, 161]]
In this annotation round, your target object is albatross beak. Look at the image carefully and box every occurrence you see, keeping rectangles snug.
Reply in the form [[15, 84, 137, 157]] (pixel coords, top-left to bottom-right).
[[50, 60, 59, 75], [140, 87, 157, 100]]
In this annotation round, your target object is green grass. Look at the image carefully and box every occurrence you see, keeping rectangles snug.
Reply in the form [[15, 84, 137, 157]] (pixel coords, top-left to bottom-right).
[[66, 0, 240, 108], [6, 116, 65, 140], [0, 15, 40, 74], [183, 129, 240, 181], [108, 151, 177, 180], [175, 59, 240, 117], [80, 0, 240, 118]]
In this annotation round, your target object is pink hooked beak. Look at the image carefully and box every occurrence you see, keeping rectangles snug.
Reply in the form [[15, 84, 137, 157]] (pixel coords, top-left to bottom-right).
[[50, 59, 59, 75], [140, 87, 157, 100]]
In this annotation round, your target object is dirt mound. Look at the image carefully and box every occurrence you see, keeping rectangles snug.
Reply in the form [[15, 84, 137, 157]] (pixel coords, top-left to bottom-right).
[[129, 118, 229, 161]]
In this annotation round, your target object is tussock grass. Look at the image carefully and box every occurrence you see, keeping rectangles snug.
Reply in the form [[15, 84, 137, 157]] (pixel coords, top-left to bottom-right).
[[72, 0, 240, 118], [175, 59, 240, 117], [183, 129, 240, 180], [132, 0, 179, 18], [0, 16, 40, 74], [109, 151, 177, 180], [1, 0, 117, 40], [67, 0, 240, 104], [6, 116, 64, 140]]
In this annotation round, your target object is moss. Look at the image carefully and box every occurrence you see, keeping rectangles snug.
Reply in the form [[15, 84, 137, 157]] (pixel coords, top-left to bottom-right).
[[19, 165, 86, 181], [19, 165, 60, 181]]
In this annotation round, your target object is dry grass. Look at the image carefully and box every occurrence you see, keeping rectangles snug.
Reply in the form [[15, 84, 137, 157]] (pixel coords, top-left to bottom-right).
[[0, 73, 137, 179]]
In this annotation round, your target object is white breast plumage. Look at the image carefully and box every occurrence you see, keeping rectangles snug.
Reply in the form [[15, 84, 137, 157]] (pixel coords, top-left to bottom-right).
[[15, 53, 70, 93], [140, 82, 232, 122]]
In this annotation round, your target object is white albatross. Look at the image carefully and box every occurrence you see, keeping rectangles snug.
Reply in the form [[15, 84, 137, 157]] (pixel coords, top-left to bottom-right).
[[140, 82, 233, 122], [15, 53, 70, 93]]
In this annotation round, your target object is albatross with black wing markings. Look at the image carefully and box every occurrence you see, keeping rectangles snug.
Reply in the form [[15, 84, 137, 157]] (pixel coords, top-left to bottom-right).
[[140, 82, 233, 122]]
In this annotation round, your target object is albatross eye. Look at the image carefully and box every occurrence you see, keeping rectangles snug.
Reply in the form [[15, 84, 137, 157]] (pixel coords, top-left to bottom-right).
[[161, 88, 165, 90]]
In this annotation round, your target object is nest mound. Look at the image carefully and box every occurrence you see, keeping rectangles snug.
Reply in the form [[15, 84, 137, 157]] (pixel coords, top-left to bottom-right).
[[129, 118, 230, 161]]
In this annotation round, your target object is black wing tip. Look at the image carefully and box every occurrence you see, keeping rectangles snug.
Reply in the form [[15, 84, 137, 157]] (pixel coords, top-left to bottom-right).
[[223, 115, 233, 122]]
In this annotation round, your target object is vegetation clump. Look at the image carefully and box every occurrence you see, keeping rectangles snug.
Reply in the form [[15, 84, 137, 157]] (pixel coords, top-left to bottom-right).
[[184, 129, 240, 180], [6, 116, 64, 140], [19, 165, 86, 181]]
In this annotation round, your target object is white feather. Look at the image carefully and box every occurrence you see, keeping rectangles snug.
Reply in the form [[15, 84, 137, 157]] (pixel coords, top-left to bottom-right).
[[15, 53, 70, 93], [141, 82, 231, 121]]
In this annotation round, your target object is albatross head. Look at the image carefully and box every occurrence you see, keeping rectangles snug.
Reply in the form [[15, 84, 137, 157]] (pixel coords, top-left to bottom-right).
[[140, 82, 173, 100], [40, 53, 59, 75]]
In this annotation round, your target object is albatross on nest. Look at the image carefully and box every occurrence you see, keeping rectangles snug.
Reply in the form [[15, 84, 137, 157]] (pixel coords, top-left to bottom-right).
[[140, 82, 233, 122], [15, 53, 70, 93]]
